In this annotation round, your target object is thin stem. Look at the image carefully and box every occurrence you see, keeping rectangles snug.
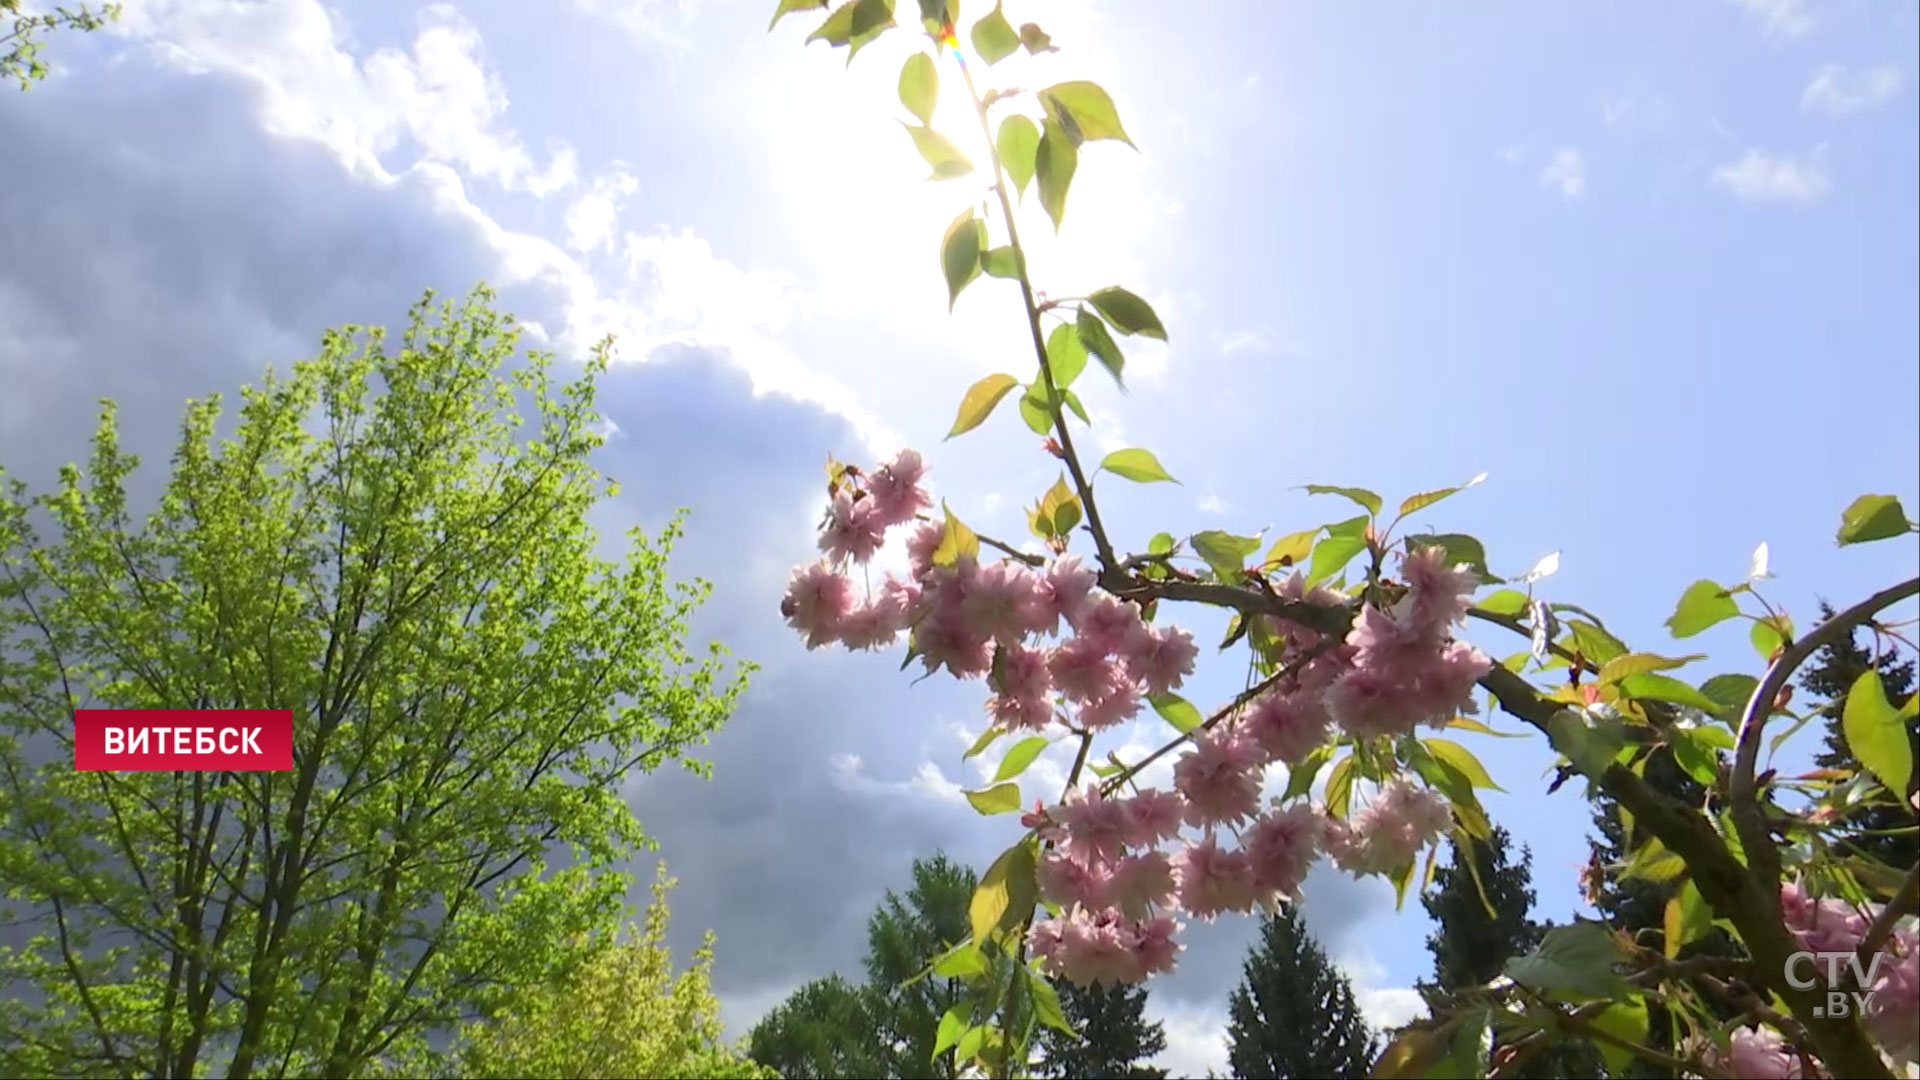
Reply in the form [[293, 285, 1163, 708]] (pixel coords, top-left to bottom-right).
[[952, 50, 1119, 573]]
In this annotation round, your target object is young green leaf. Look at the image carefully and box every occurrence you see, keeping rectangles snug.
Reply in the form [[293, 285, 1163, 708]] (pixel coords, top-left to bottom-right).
[[1191, 530, 1261, 582], [1281, 746, 1332, 801], [1422, 737, 1505, 792], [1086, 286, 1166, 339], [1044, 322, 1088, 389], [965, 782, 1023, 815], [1475, 588, 1530, 617], [1596, 652, 1704, 686], [1844, 670, 1915, 796], [1040, 80, 1135, 147], [804, 0, 857, 43], [1019, 22, 1056, 54], [932, 501, 979, 566], [1075, 309, 1126, 387], [1749, 613, 1793, 660], [996, 114, 1040, 198], [1023, 967, 1075, 1035], [1619, 672, 1723, 713], [1302, 484, 1382, 517], [1060, 387, 1091, 425], [993, 736, 1051, 782], [1396, 472, 1487, 519], [930, 941, 986, 979], [1262, 528, 1319, 568], [1697, 673, 1760, 719], [1306, 532, 1366, 586], [969, 840, 1038, 944], [1503, 920, 1635, 1001], [1018, 388, 1053, 436], [1035, 118, 1077, 230], [771, 0, 830, 31], [1590, 999, 1651, 1077], [1663, 880, 1710, 958], [906, 123, 973, 179], [969, 3, 1019, 64], [981, 245, 1023, 278], [947, 373, 1020, 438], [1837, 493, 1911, 545], [940, 208, 984, 310], [934, 1007, 969, 1055], [1149, 692, 1203, 733], [963, 725, 1004, 760], [1100, 448, 1177, 484], [898, 52, 937, 124], [1324, 755, 1355, 818], [1664, 579, 1739, 639]]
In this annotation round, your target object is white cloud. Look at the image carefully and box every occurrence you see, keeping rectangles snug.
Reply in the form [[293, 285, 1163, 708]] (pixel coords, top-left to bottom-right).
[[1198, 491, 1227, 515], [564, 168, 640, 254], [1219, 327, 1273, 357], [1802, 64, 1903, 116], [1710, 147, 1830, 203], [1496, 143, 1528, 165], [573, 0, 707, 49], [828, 753, 966, 806], [1336, 947, 1429, 1033], [1537, 148, 1587, 200], [1152, 998, 1232, 1077], [1729, 0, 1813, 38]]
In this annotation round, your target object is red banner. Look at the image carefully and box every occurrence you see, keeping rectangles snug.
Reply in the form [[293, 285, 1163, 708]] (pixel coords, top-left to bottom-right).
[[73, 709, 295, 771]]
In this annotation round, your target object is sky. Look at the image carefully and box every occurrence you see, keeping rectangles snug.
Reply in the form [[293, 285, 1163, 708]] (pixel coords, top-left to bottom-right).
[[2, 0, 1917, 1074]]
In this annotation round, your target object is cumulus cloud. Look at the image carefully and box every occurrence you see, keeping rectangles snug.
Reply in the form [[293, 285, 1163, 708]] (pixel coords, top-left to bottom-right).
[[1728, 0, 1813, 38], [1802, 64, 1903, 116], [1710, 147, 1830, 203], [1537, 148, 1587, 200], [565, 167, 640, 253]]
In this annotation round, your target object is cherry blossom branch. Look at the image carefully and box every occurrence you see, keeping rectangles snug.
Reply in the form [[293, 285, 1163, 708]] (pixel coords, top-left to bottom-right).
[[1730, 576, 1920, 923], [955, 52, 1119, 575]]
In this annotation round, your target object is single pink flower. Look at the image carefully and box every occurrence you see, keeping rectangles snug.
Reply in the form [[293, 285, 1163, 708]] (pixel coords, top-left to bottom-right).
[[1244, 803, 1324, 901], [1172, 835, 1256, 921], [1121, 624, 1199, 697], [781, 562, 854, 648], [1242, 688, 1330, 766], [1121, 788, 1187, 848], [1109, 851, 1177, 918], [866, 448, 931, 525], [819, 490, 887, 565], [1174, 730, 1265, 829]]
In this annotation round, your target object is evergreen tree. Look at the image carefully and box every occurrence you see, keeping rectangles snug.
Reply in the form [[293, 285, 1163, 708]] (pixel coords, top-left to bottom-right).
[[1800, 600, 1919, 870], [1420, 827, 1603, 1078], [1225, 907, 1377, 1079], [1035, 980, 1169, 1079], [747, 975, 892, 1079]]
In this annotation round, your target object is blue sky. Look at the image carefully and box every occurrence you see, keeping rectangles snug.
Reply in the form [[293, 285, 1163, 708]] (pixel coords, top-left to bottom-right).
[[4, 0, 1917, 1073]]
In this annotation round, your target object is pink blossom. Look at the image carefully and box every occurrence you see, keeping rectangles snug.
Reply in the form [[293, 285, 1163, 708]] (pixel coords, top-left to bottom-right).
[[1121, 789, 1187, 848], [781, 563, 854, 648], [1078, 683, 1144, 730], [866, 448, 931, 525], [905, 519, 945, 580], [988, 692, 1054, 731], [961, 560, 1041, 645], [1031, 906, 1175, 987], [1347, 602, 1426, 657], [1244, 803, 1324, 901], [1054, 784, 1134, 866], [1121, 624, 1199, 697], [1325, 779, 1452, 877], [911, 611, 993, 679], [991, 644, 1053, 698], [1109, 851, 1177, 918], [1866, 925, 1919, 1064], [1396, 544, 1478, 634], [838, 598, 903, 651], [1050, 637, 1126, 703], [1779, 881, 1869, 956], [1038, 850, 1111, 909], [1242, 688, 1330, 766], [1132, 914, 1181, 978], [1323, 666, 1418, 740], [1031, 556, 1096, 635], [1069, 593, 1146, 656], [819, 490, 888, 565], [1174, 730, 1265, 828], [1172, 836, 1257, 921], [1276, 570, 1348, 610], [1710, 1025, 1806, 1080]]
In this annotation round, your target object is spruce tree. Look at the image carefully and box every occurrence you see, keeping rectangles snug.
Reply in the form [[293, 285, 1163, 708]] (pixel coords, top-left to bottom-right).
[[1799, 600, 1919, 870], [1035, 981, 1169, 1079], [1225, 907, 1377, 1079]]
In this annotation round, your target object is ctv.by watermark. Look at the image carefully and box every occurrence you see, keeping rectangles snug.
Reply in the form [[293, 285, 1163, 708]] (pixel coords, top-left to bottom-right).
[[1784, 950, 1892, 1019]]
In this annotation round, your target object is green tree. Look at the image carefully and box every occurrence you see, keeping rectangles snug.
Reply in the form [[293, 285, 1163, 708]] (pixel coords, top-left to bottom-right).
[[446, 864, 775, 1080], [1800, 599, 1919, 870], [1034, 980, 1168, 1080], [1225, 907, 1376, 1080], [864, 852, 987, 1079], [1420, 827, 1604, 1078], [3, 0, 119, 89], [0, 288, 750, 1078], [747, 975, 892, 1079]]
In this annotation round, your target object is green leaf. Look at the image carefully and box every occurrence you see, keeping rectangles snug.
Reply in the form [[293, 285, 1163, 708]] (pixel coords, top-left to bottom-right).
[[969, 840, 1038, 944], [1590, 999, 1650, 1076], [1622, 838, 1688, 883], [1698, 674, 1760, 719], [1547, 707, 1626, 779], [1031, 475, 1082, 540], [1035, 119, 1077, 231], [1597, 652, 1705, 686], [1022, 966, 1075, 1035], [805, 0, 858, 43], [1844, 670, 1915, 796], [1837, 493, 1911, 545], [996, 115, 1040, 199], [1405, 533, 1495, 583], [770, 0, 829, 31], [1665, 579, 1739, 639], [1149, 692, 1203, 734], [940, 208, 984, 310], [1192, 530, 1261, 582], [947, 372, 1020, 438], [1306, 532, 1366, 586], [1039, 80, 1135, 147], [1075, 309, 1126, 387], [1148, 532, 1175, 555], [1448, 716, 1524, 738], [1282, 745, 1332, 801], [931, 941, 987, 979], [1668, 727, 1721, 786], [906, 123, 974, 179], [1422, 737, 1505, 792], [1100, 448, 1176, 484], [1017, 387, 1053, 436], [1565, 619, 1629, 665], [1396, 473, 1487, 519], [1263, 527, 1319, 569], [1663, 879, 1710, 957], [1476, 588, 1530, 617], [1019, 22, 1055, 54], [955, 1023, 986, 1063], [898, 52, 937, 124], [969, 3, 1019, 64], [1750, 613, 1793, 660], [1620, 672, 1723, 713], [1303, 484, 1382, 516], [965, 782, 1022, 815], [1060, 388, 1091, 425], [981, 245, 1023, 279], [963, 725, 1004, 760], [1325, 755, 1355, 818], [1044, 322, 1088, 389], [1086, 286, 1166, 340], [934, 1007, 969, 1055], [1504, 919, 1633, 1001], [994, 736, 1051, 782], [932, 500, 979, 566]]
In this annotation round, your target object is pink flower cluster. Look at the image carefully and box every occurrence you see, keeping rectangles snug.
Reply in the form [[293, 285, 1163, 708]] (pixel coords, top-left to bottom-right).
[[1703, 1026, 1811, 1080], [1779, 881, 1920, 1064], [784, 452, 1481, 988]]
